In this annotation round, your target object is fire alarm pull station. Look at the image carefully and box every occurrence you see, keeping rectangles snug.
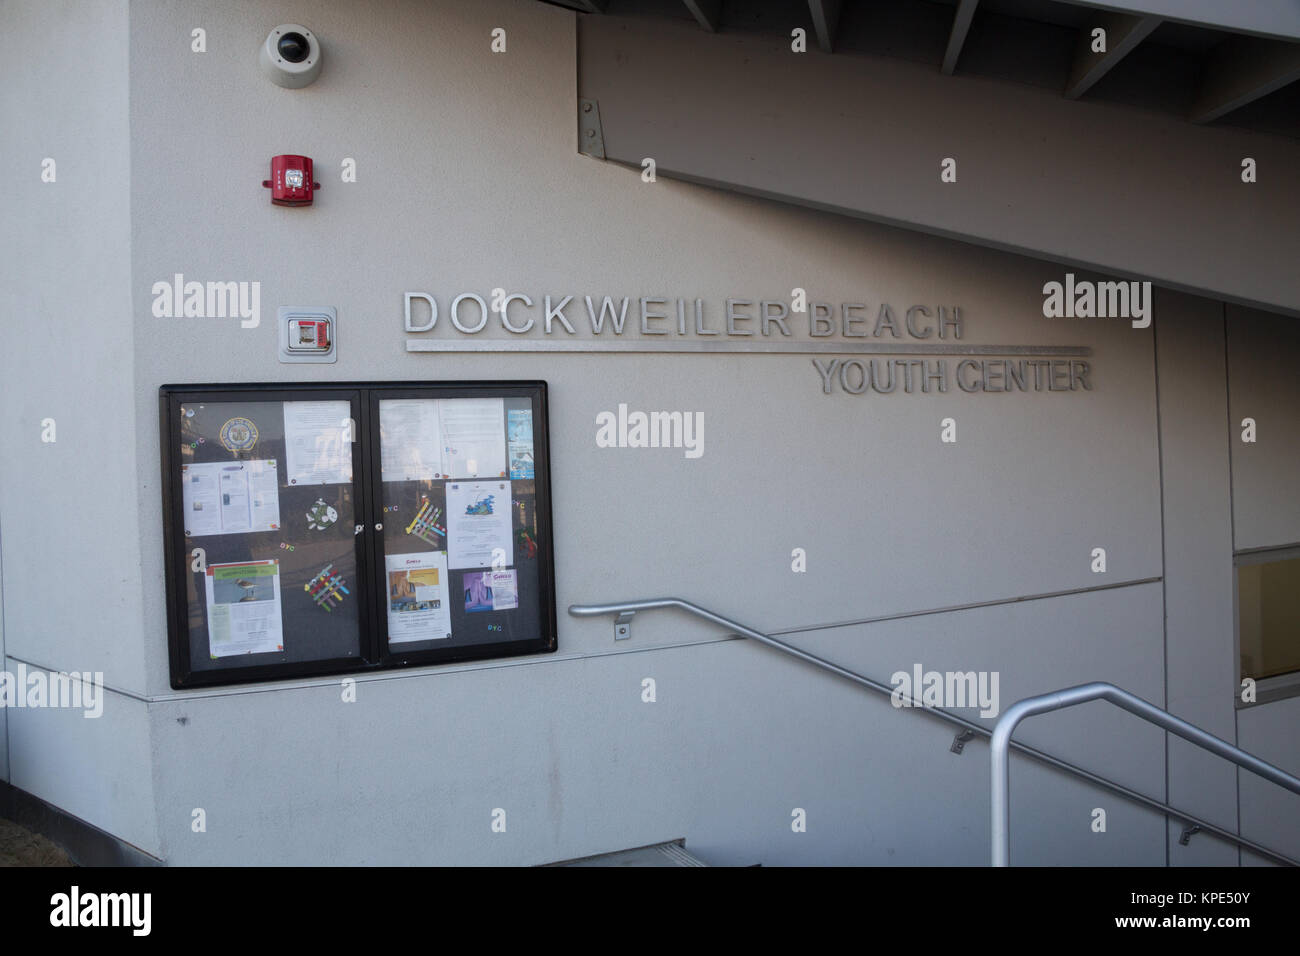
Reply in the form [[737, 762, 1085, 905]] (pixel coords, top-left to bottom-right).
[[263, 155, 320, 206], [278, 307, 337, 364]]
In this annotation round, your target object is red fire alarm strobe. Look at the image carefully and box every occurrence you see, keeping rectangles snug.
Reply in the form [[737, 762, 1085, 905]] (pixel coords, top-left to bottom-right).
[[263, 155, 320, 206]]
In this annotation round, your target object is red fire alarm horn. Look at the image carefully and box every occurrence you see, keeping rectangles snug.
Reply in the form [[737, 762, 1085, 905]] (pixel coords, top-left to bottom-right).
[[262, 155, 320, 206]]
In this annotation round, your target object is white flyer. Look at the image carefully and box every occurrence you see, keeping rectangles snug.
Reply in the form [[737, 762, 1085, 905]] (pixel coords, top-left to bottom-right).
[[385, 551, 453, 644], [180, 462, 222, 536], [445, 480, 513, 569], [283, 400, 353, 485], [204, 560, 284, 657], [182, 460, 281, 536], [379, 399, 444, 481], [218, 466, 252, 533], [489, 570, 518, 610], [439, 398, 507, 479]]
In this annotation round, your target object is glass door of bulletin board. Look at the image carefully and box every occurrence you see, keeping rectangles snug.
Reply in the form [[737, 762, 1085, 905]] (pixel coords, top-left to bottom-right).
[[160, 382, 555, 689], [371, 387, 547, 669]]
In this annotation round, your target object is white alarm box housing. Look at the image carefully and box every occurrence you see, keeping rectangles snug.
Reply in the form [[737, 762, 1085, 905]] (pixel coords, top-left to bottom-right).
[[278, 306, 337, 364]]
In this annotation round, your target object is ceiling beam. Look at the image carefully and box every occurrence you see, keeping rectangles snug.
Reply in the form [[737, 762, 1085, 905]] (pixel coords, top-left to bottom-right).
[[1064, 12, 1160, 99], [1191, 35, 1300, 123], [941, 0, 978, 75], [567, 0, 607, 13], [1053, 1, 1300, 42], [808, 0, 842, 54], [681, 0, 722, 33]]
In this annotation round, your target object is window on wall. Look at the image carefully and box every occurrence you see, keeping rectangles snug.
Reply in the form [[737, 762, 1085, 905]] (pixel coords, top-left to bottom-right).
[[1237, 548, 1300, 694], [160, 381, 556, 689]]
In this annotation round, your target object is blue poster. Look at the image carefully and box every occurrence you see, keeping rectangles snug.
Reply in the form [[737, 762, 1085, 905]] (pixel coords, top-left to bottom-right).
[[508, 409, 534, 479]]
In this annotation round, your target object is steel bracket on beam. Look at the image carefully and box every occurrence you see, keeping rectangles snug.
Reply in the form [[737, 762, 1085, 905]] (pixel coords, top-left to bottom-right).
[[683, 0, 722, 33], [942, 0, 978, 75], [950, 729, 976, 755], [808, 0, 842, 54], [1064, 13, 1161, 100], [614, 610, 635, 641], [578, 98, 605, 160]]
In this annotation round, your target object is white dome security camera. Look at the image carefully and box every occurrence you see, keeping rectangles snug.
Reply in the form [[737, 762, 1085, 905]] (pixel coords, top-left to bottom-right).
[[259, 24, 322, 89]]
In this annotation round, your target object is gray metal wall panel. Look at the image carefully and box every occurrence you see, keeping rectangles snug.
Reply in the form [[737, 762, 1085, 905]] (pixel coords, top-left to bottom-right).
[[0, 0, 155, 838], [1238, 694, 1300, 863], [4, 662, 161, 857], [1227, 305, 1300, 550], [148, 583, 1165, 865], [0, 526, 6, 784], [0, 0, 146, 691], [577, 15, 1300, 317], [1154, 292, 1238, 865], [1229, 305, 1300, 864]]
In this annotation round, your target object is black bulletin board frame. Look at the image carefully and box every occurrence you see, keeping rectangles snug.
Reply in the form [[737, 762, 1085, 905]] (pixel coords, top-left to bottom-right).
[[160, 381, 557, 689]]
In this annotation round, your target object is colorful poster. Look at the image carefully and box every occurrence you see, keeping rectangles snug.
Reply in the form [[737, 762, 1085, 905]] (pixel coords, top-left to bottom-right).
[[283, 400, 353, 485], [464, 572, 493, 612], [403, 497, 445, 547], [304, 564, 350, 612], [386, 551, 453, 643], [464, 570, 518, 612], [446, 480, 513, 570], [440, 398, 507, 479], [182, 460, 280, 536], [379, 399, 444, 481], [507, 409, 534, 479], [204, 560, 284, 657]]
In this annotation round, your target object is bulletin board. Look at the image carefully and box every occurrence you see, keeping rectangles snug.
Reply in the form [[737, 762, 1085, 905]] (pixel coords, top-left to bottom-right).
[[160, 382, 556, 688]]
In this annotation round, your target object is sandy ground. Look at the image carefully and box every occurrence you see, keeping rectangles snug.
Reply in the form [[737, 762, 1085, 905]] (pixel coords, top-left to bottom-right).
[[0, 817, 74, 867]]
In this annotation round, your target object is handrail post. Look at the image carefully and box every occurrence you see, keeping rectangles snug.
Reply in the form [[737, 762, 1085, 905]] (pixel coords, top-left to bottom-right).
[[991, 681, 1300, 866], [990, 709, 1016, 867], [990, 686, 1100, 866]]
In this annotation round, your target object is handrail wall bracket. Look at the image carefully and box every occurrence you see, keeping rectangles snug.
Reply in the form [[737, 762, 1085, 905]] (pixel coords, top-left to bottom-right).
[[951, 729, 977, 755]]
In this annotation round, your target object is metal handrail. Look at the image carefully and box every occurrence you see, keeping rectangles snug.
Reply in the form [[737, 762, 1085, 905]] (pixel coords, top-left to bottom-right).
[[992, 682, 1300, 866], [569, 597, 1300, 867]]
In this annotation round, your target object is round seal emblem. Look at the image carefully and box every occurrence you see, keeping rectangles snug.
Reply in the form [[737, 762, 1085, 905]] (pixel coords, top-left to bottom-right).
[[219, 417, 259, 452]]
